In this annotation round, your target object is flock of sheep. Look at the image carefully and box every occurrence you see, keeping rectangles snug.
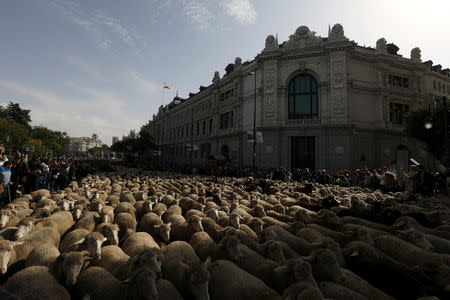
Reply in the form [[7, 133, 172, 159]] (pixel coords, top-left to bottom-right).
[[0, 169, 449, 300]]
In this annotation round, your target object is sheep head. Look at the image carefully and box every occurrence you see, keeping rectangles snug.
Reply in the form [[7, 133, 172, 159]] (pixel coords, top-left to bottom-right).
[[121, 266, 158, 300], [0, 240, 23, 274], [60, 251, 92, 286], [178, 257, 211, 300], [128, 248, 162, 274]]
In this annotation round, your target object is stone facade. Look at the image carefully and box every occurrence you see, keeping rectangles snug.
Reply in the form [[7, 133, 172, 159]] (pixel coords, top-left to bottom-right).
[[147, 24, 450, 172], [68, 134, 103, 153]]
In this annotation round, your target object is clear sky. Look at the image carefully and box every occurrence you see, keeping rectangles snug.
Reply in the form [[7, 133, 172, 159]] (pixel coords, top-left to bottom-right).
[[0, 0, 449, 145]]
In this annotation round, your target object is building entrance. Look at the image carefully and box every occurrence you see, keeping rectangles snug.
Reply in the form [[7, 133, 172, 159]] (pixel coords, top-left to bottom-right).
[[291, 136, 315, 170]]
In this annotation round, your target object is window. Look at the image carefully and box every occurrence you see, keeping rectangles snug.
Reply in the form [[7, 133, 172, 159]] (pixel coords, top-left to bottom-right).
[[288, 74, 318, 119], [202, 120, 206, 135], [196, 122, 199, 135], [388, 74, 409, 88], [209, 118, 213, 134], [433, 80, 437, 90], [220, 89, 235, 101], [389, 102, 409, 125], [220, 111, 233, 129]]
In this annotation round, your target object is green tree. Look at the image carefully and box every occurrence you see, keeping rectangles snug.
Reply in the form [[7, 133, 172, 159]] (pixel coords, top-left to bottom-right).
[[5, 102, 31, 129], [31, 126, 70, 155], [0, 117, 29, 152], [24, 138, 46, 155], [404, 103, 448, 160]]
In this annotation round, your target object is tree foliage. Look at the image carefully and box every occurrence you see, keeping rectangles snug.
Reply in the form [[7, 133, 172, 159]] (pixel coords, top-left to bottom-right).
[[0, 102, 70, 155], [404, 103, 448, 160], [111, 124, 155, 155]]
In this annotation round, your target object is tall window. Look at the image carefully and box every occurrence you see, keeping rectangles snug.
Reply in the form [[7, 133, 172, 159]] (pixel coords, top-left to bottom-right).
[[288, 74, 318, 119], [389, 102, 409, 125]]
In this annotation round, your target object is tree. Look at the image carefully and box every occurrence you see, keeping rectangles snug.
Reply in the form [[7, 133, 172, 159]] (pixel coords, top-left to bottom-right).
[[24, 138, 46, 155], [31, 126, 70, 155], [5, 102, 31, 129], [0, 117, 29, 152], [404, 103, 448, 160]]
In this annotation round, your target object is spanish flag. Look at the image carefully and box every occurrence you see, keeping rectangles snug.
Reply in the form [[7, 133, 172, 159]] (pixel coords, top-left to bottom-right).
[[163, 82, 170, 89]]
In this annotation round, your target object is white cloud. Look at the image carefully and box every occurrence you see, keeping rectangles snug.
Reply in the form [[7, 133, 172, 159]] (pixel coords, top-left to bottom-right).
[[129, 72, 159, 94], [182, 0, 215, 31], [0, 79, 142, 146], [222, 0, 256, 24], [50, 0, 142, 49]]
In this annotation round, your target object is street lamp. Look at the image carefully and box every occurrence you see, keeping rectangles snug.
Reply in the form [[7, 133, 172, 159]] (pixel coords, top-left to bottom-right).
[[425, 96, 448, 166], [424, 118, 433, 130], [248, 71, 257, 169]]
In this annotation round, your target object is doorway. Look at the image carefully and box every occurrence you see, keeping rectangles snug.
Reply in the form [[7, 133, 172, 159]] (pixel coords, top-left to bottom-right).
[[291, 136, 315, 170]]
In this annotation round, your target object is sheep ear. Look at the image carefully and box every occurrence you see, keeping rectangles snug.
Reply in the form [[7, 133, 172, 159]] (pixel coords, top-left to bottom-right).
[[153, 225, 160, 229], [301, 256, 313, 262], [204, 256, 212, 268], [120, 279, 130, 286], [167, 222, 171, 227], [73, 238, 86, 245], [178, 261, 191, 272], [13, 241, 24, 247], [350, 250, 359, 257], [127, 255, 139, 265], [274, 265, 290, 273], [102, 237, 107, 243]]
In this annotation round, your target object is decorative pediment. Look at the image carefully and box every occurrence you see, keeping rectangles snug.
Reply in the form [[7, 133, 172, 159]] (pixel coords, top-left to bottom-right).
[[327, 23, 348, 43], [284, 26, 324, 49], [264, 35, 278, 51]]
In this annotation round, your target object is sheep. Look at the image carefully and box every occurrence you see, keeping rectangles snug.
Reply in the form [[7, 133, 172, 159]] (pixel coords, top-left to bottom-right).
[[343, 241, 442, 299], [152, 202, 168, 217], [340, 268, 396, 300], [396, 229, 434, 251], [0, 227, 19, 241], [120, 266, 159, 300], [25, 243, 60, 267], [71, 266, 122, 300], [161, 241, 211, 300], [121, 232, 159, 257], [162, 204, 182, 223], [312, 209, 343, 229], [30, 189, 51, 201], [3, 266, 70, 300], [232, 243, 281, 291], [393, 216, 450, 240], [35, 211, 74, 236], [49, 250, 93, 287], [281, 282, 324, 300], [302, 248, 344, 282], [157, 279, 184, 300], [95, 222, 120, 246], [99, 206, 115, 224], [139, 212, 164, 239], [208, 259, 280, 300], [114, 212, 137, 242], [317, 281, 368, 300], [29, 207, 51, 219], [166, 213, 186, 227], [296, 227, 328, 244], [264, 225, 318, 256], [134, 200, 152, 220], [272, 258, 319, 293], [73, 212, 100, 232], [341, 216, 393, 233], [114, 202, 136, 218], [373, 234, 450, 269], [171, 215, 204, 242], [0, 227, 60, 275], [0, 209, 19, 229], [189, 232, 242, 261], [60, 230, 107, 260], [93, 245, 129, 277]]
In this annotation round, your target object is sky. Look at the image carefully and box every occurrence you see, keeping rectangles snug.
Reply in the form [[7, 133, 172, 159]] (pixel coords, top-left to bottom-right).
[[0, 0, 449, 146]]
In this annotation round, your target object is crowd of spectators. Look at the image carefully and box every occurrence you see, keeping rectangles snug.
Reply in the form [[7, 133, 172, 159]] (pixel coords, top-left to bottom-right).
[[160, 160, 449, 197], [0, 152, 88, 205]]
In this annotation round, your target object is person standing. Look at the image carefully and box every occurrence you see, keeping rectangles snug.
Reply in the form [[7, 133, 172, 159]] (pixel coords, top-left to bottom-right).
[[0, 161, 13, 205]]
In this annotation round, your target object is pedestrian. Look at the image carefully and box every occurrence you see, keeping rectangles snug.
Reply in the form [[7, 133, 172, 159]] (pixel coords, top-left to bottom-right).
[[0, 161, 13, 205]]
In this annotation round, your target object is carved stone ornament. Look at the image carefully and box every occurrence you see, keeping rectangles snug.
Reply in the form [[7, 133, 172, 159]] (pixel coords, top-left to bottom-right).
[[213, 71, 220, 85], [410, 47, 421, 62], [284, 26, 323, 49], [264, 35, 278, 51], [328, 23, 348, 43], [235, 57, 242, 67], [376, 38, 387, 53]]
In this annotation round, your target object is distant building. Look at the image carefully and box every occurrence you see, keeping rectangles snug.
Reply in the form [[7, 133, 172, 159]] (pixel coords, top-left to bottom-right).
[[112, 136, 119, 145], [147, 24, 449, 172], [68, 134, 103, 154]]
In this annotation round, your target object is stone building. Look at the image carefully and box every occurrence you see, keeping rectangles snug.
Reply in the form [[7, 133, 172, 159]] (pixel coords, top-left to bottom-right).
[[147, 24, 450, 172], [68, 134, 103, 154]]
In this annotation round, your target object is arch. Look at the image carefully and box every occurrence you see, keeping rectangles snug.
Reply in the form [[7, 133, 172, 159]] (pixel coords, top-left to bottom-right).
[[287, 73, 319, 119]]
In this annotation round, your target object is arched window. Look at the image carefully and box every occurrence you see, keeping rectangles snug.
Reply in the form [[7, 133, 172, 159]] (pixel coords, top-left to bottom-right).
[[288, 74, 318, 119]]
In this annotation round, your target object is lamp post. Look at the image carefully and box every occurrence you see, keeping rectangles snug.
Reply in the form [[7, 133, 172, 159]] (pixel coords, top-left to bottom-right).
[[248, 71, 257, 169]]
